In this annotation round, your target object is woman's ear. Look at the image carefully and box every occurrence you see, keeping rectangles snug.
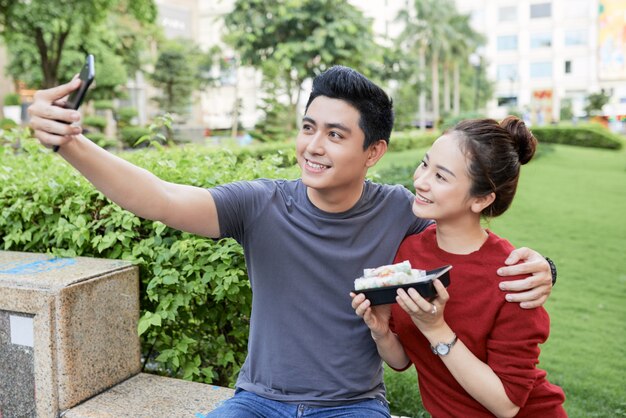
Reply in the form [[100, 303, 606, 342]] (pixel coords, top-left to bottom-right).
[[365, 139, 388, 168], [471, 192, 496, 214]]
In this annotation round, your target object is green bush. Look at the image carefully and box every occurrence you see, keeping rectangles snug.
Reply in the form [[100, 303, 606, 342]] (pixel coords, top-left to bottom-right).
[[1, 118, 18, 130], [94, 100, 115, 111], [119, 126, 151, 148], [0, 139, 299, 387], [531, 124, 623, 150], [116, 107, 139, 128], [88, 132, 117, 149], [384, 365, 430, 417], [83, 115, 108, 132], [389, 130, 440, 152], [3, 93, 20, 106], [440, 111, 486, 131]]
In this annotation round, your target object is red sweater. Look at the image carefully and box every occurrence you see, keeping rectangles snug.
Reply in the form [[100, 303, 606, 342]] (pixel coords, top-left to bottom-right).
[[390, 225, 566, 417]]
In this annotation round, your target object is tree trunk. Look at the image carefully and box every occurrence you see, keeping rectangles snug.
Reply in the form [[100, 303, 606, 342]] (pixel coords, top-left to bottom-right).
[[292, 83, 302, 133], [431, 49, 439, 128], [34, 27, 70, 88], [230, 64, 239, 139], [443, 61, 450, 113], [453, 61, 460, 115], [419, 45, 427, 131]]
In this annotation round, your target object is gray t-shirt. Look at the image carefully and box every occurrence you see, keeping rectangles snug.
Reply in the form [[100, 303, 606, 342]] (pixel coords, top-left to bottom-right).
[[210, 178, 431, 406]]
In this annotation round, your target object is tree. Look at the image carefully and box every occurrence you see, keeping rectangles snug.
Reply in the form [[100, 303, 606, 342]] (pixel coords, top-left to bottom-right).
[[149, 39, 220, 117], [584, 91, 610, 117], [395, 3, 431, 130], [149, 40, 202, 118], [0, 0, 157, 89], [223, 0, 380, 132], [392, 0, 488, 128]]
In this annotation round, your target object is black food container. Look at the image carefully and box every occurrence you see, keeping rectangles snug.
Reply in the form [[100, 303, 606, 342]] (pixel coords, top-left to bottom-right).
[[355, 265, 452, 306]]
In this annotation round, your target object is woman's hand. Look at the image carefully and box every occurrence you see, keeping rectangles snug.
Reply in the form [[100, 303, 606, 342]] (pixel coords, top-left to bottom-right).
[[396, 279, 449, 334]]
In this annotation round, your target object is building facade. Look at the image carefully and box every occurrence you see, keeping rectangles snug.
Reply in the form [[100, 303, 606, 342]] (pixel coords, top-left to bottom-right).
[[3, 0, 624, 132], [455, 0, 626, 128]]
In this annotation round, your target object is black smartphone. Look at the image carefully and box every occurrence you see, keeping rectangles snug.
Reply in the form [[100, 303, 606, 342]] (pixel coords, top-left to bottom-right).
[[53, 54, 95, 151], [66, 54, 95, 110]]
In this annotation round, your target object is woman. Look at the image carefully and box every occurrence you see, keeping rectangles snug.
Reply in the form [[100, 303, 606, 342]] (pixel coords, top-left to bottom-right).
[[352, 117, 566, 417]]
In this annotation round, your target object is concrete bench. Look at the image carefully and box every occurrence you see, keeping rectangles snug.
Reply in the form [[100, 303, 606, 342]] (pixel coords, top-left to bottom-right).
[[62, 373, 234, 417], [0, 251, 410, 417], [0, 251, 233, 417]]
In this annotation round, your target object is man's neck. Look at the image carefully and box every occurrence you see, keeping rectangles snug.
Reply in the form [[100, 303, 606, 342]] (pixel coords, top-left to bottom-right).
[[306, 182, 365, 213]]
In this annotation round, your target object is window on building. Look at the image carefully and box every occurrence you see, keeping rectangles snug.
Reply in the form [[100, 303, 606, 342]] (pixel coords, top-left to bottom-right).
[[530, 62, 552, 78], [564, 29, 587, 46], [564, 1, 588, 18], [498, 96, 518, 107], [530, 3, 551, 18], [497, 64, 518, 81], [497, 35, 518, 51], [471, 9, 485, 29], [498, 6, 517, 22], [530, 33, 552, 48], [565, 60, 572, 74]]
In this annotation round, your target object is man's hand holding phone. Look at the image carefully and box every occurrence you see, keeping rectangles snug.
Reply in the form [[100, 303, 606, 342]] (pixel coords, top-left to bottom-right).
[[28, 54, 95, 151]]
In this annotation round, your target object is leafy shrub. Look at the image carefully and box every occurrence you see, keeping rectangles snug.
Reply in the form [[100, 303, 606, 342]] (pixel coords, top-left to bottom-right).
[[3, 93, 20, 106], [83, 115, 108, 132], [116, 107, 139, 128], [440, 111, 486, 131], [88, 132, 118, 149], [232, 142, 295, 167], [0, 139, 299, 387], [1, 118, 18, 130], [120, 126, 151, 148], [94, 100, 115, 110], [531, 124, 623, 150], [389, 130, 440, 152], [374, 164, 416, 190], [384, 365, 430, 417], [0, 126, 33, 151]]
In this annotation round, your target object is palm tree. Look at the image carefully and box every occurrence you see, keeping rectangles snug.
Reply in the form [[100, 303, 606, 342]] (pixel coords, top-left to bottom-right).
[[424, 0, 457, 127], [395, 1, 437, 130], [447, 12, 484, 115], [394, 0, 485, 126]]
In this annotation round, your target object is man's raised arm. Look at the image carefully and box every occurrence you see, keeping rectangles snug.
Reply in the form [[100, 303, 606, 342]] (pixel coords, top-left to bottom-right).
[[28, 79, 221, 238]]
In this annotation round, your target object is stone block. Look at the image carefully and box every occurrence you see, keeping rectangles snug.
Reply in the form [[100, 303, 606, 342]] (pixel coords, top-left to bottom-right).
[[64, 373, 234, 418], [0, 251, 140, 417]]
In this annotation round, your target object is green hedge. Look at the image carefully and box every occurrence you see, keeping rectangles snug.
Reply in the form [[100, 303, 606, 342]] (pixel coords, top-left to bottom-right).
[[388, 124, 624, 152], [119, 126, 151, 147], [531, 124, 623, 150], [83, 115, 108, 132], [0, 139, 298, 386], [389, 130, 440, 152]]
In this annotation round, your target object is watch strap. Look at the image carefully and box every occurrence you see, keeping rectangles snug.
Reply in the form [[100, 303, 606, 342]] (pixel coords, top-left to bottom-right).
[[431, 333, 458, 356], [545, 257, 557, 286]]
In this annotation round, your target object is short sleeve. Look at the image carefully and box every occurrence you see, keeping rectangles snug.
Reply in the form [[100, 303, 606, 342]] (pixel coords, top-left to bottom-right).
[[209, 179, 274, 242]]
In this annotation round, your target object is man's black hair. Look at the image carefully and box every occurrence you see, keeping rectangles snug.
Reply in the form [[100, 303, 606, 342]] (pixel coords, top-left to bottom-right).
[[305, 66, 394, 150]]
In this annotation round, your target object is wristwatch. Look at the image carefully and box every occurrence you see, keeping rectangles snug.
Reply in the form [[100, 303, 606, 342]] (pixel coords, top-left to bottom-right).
[[545, 257, 557, 286], [431, 333, 458, 356]]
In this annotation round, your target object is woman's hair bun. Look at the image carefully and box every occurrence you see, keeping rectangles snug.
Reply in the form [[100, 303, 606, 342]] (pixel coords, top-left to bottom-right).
[[500, 116, 537, 165]]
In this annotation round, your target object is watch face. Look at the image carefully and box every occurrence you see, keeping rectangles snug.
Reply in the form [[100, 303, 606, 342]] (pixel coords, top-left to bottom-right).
[[436, 343, 450, 356]]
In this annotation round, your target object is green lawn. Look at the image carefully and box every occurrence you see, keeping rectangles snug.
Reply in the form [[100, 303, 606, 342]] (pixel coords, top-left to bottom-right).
[[375, 143, 626, 417]]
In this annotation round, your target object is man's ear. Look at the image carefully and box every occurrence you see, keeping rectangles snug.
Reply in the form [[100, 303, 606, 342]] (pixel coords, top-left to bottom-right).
[[365, 139, 388, 168], [470, 192, 496, 214]]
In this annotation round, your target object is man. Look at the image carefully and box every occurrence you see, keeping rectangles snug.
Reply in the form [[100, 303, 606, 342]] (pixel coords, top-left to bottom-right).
[[29, 66, 553, 417]]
